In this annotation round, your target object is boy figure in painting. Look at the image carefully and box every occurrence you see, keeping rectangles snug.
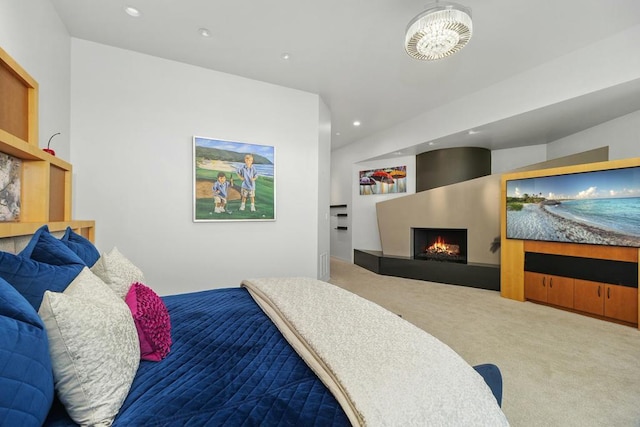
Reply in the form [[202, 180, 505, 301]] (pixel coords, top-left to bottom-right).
[[212, 172, 232, 214], [236, 154, 258, 212]]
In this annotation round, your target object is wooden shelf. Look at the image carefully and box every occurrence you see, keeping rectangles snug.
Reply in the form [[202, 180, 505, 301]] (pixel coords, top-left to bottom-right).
[[0, 46, 37, 146], [0, 47, 94, 241], [0, 221, 95, 239]]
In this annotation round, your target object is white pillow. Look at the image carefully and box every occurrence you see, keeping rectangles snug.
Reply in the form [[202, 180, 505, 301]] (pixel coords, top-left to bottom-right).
[[38, 267, 140, 426], [91, 247, 145, 299]]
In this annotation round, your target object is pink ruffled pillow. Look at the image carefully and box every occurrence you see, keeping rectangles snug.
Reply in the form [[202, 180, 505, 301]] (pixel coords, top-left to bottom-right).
[[125, 282, 172, 361]]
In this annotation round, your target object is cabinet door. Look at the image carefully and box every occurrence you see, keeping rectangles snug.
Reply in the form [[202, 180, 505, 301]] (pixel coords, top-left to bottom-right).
[[574, 279, 604, 316], [605, 285, 638, 324], [546, 275, 574, 309], [524, 272, 547, 302]]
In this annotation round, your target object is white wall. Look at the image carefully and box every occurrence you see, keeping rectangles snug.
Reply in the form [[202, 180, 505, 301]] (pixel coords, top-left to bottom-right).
[[70, 39, 326, 295], [351, 156, 416, 255], [330, 150, 353, 261], [491, 144, 547, 175], [0, 0, 71, 159], [330, 155, 416, 260], [1, 3, 330, 296], [547, 110, 640, 161], [317, 98, 331, 280], [331, 24, 640, 257]]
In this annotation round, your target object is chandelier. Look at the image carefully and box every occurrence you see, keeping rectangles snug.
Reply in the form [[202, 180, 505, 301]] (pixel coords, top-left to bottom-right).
[[405, 2, 473, 61]]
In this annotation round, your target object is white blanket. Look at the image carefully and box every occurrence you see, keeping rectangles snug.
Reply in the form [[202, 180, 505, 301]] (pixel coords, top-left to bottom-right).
[[242, 277, 509, 426]]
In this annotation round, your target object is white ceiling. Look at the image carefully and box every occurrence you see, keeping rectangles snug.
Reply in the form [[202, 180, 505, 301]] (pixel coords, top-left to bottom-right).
[[50, 0, 640, 154]]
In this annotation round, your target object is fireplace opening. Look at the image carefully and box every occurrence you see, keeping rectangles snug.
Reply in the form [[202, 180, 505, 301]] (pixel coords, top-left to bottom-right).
[[412, 228, 467, 264]]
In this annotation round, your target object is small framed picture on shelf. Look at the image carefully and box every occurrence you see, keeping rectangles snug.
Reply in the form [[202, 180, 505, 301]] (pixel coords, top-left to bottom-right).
[[0, 153, 21, 222]]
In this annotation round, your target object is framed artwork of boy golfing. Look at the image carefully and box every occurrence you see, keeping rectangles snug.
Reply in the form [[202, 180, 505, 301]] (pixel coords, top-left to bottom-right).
[[193, 136, 275, 222]]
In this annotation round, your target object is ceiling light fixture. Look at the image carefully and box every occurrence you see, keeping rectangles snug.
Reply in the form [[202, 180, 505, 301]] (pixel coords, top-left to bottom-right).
[[198, 28, 211, 38], [353, 121, 361, 127], [124, 6, 141, 17], [281, 53, 291, 60], [405, 2, 472, 61]]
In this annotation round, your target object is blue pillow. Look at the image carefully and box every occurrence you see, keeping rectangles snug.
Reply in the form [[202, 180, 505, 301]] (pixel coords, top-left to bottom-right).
[[0, 227, 84, 310], [0, 252, 83, 311], [20, 225, 86, 266], [60, 227, 100, 267], [0, 277, 54, 426]]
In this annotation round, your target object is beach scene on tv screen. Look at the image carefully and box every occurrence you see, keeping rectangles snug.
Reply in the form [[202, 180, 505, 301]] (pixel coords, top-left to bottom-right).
[[506, 166, 640, 247]]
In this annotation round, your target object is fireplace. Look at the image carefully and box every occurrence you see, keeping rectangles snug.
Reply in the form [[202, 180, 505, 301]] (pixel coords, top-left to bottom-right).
[[412, 228, 467, 264]]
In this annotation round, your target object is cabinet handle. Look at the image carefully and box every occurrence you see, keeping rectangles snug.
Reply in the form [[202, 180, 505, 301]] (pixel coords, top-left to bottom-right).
[[542, 277, 546, 287], [597, 286, 601, 297], [549, 277, 553, 288], [607, 287, 611, 299]]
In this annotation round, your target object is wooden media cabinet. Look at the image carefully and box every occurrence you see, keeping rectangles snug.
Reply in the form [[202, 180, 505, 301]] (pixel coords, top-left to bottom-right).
[[500, 158, 640, 329]]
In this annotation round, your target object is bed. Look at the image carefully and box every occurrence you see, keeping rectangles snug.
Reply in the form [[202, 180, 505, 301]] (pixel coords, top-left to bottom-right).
[[0, 43, 507, 425], [0, 226, 509, 426]]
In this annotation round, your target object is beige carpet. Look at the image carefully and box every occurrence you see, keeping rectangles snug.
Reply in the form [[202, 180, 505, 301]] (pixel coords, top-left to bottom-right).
[[328, 257, 640, 427]]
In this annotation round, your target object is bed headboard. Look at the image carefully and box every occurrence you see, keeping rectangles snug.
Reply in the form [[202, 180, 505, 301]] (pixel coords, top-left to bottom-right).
[[0, 46, 94, 246], [0, 224, 95, 254], [0, 232, 60, 255]]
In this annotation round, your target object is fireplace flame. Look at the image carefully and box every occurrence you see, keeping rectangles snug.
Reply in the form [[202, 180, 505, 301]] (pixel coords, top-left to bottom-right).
[[425, 236, 460, 256]]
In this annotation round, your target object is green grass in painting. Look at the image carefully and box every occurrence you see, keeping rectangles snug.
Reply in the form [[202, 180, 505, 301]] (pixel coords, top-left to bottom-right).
[[197, 168, 222, 181], [195, 166, 275, 220]]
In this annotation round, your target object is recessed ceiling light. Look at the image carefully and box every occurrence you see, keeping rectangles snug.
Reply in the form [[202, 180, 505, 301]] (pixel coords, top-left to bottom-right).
[[428, 142, 436, 146], [198, 28, 211, 38], [335, 132, 341, 136], [353, 121, 361, 127], [281, 53, 291, 60], [468, 129, 480, 135], [124, 6, 141, 17]]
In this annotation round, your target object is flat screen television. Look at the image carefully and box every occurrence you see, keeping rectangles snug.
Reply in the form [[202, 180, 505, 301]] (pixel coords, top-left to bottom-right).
[[506, 165, 640, 247]]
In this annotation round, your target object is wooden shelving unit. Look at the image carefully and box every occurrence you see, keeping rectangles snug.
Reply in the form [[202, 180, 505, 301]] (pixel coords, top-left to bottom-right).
[[0, 46, 94, 240], [500, 158, 640, 329]]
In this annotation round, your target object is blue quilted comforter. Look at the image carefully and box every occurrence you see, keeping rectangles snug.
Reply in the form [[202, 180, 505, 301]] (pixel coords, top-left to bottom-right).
[[45, 287, 349, 426]]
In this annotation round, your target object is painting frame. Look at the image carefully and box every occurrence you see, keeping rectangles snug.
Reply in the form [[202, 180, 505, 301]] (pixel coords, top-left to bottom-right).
[[359, 165, 407, 195], [193, 136, 276, 222]]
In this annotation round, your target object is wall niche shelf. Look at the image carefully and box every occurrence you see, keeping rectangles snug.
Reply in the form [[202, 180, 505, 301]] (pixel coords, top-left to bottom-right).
[[330, 204, 349, 231], [329, 204, 349, 231], [0, 46, 94, 240]]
